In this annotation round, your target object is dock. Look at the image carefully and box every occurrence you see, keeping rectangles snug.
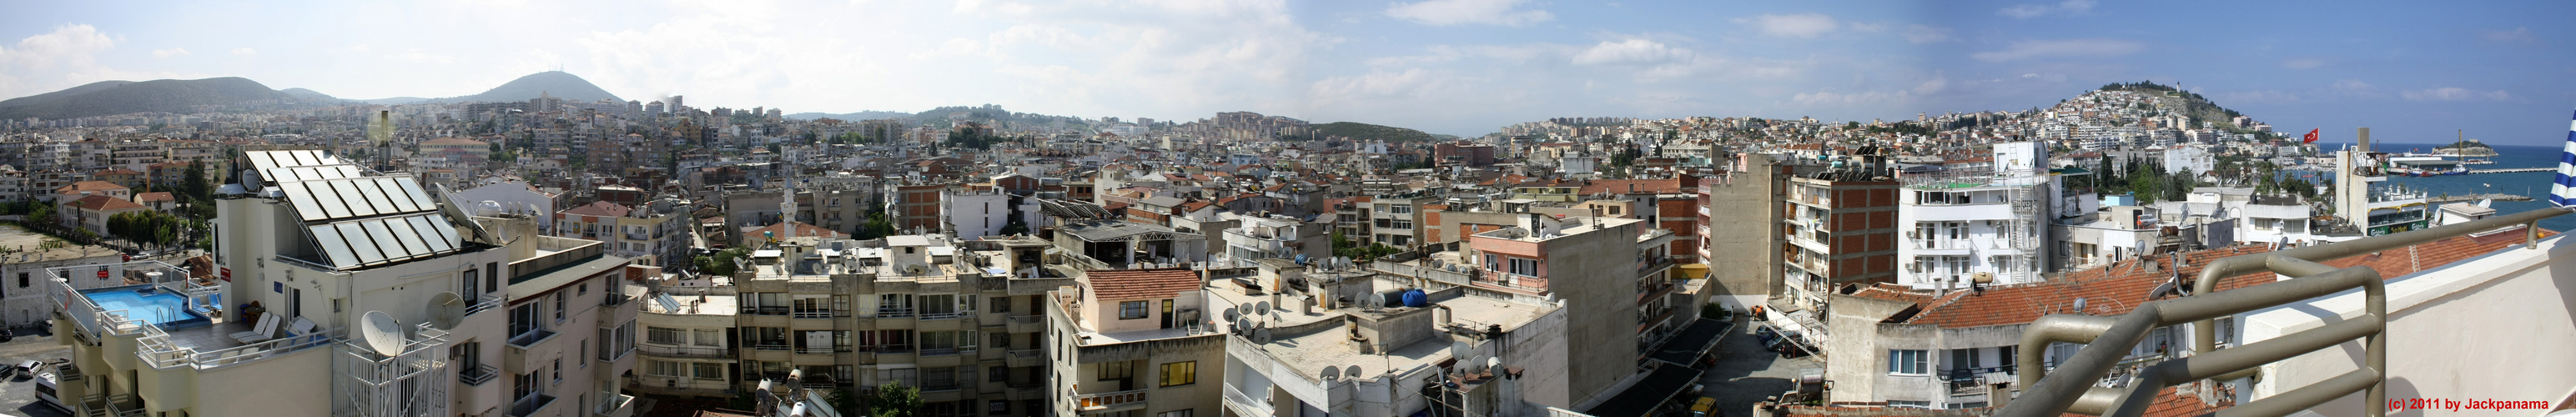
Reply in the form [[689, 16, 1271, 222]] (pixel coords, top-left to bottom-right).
[[2469, 168, 2554, 173], [2428, 193, 2533, 203]]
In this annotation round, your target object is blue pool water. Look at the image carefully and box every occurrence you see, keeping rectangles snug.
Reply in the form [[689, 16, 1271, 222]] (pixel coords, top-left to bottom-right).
[[81, 286, 212, 329]]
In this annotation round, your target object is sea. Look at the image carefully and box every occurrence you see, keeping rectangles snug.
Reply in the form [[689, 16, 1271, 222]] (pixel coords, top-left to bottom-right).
[[2305, 142, 2576, 232]]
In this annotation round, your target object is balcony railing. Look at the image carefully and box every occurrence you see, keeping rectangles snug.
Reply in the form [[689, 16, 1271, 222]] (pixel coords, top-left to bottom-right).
[[506, 328, 559, 349], [465, 294, 506, 316], [752, 344, 791, 352], [1225, 384, 1275, 417], [460, 364, 501, 386], [1999, 207, 2573, 417], [919, 348, 959, 356], [1075, 389, 1149, 410], [507, 394, 557, 417], [875, 308, 915, 319], [919, 310, 969, 320], [792, 310, 836, 319], [596, 392, 634, 415], [1009, 349, 1040, 359], [1007, 314, 1044, 325], [640, 344, 734, 359]]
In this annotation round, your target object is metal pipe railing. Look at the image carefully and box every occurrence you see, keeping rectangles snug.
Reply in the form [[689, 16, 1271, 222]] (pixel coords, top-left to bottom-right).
[[2002, 205, 2573, 417]]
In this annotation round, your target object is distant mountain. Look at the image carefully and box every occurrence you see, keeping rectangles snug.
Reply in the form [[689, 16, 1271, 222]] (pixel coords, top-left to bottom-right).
[[278, 88, 339, 102], [0, 77, 309, 120], [786, 110, 913, 121], [351, 97, 430, 105], [1302, 121, 1436, 143], [440, 71, 623, 103]]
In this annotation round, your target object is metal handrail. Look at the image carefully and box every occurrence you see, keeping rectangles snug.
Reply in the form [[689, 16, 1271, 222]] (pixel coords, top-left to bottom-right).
[[2000, 206, 2573, 417]]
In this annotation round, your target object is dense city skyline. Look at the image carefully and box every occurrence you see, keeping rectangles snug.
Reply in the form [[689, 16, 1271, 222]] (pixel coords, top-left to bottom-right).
[[3, 1, 2572, 143]]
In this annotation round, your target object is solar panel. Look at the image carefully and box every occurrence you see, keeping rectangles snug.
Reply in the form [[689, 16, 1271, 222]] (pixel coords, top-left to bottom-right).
[[338, 223, 387, 265], [363, 219, 413, 260], [279, 181, 328, 221], [375, 178, 420, 213], [354, 179, 401, 216], [289, 151, 318, 167], [335, 165, 362, 178], [246, 151, 280, 173], [330, 179, 380, 218], [423, 215, 462, 249], [655, 294, 682, 312], [394, 178, 435, 211], [309, 225, 359, 267], [405, 215, 454, 253]]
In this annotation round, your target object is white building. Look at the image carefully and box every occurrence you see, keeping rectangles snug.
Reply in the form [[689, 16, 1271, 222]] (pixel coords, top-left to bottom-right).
[[940, 188, 1041, 239], [1894, 142, 2055, 289], [1212, 262, 1570, 417], [2162, 144, 2214, 177]]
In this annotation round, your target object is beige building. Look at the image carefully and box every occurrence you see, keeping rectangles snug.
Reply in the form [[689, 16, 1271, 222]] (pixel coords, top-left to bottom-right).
[[47, 148, 641, 417], [1044, 267, 1226, 416]]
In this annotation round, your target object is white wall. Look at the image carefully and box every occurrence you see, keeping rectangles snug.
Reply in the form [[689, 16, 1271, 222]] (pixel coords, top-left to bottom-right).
[[2243, 235, 2576, 416]]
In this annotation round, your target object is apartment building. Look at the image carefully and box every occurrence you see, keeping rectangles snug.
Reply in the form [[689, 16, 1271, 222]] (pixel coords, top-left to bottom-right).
[[554, 199, 692, 268], [1044, 268, 1225, 416], [727, 234, 1072, 417], [1892, 142, 2056, 289], [0, 237, 121, 327], [631, 280, 741, 399], [1212, 259, 1569, 416], [1367, 194, 1436, 247], [46, 148, 639, 417], [1779, 167, 1900, 310]]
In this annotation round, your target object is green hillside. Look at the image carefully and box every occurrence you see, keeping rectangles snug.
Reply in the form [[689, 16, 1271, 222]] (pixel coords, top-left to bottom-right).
[[1301, 121, 1436, 142]]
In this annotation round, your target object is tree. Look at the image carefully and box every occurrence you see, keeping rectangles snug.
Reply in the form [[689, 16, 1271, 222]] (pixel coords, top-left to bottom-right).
[[855, 211, 898, 240], [868, 381, 922, 417], [693, 247, 752, 276]]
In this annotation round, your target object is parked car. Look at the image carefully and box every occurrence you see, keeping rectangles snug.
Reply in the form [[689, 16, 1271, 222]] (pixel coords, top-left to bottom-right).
[[0, 328, 15, 342]]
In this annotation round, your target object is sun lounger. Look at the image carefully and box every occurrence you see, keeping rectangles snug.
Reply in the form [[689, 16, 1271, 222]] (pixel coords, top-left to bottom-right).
[[229, 314, 282, 344]]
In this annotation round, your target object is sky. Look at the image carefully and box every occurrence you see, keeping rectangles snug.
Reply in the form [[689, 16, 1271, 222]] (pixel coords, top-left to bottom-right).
[[2, 0, 2572, 143]]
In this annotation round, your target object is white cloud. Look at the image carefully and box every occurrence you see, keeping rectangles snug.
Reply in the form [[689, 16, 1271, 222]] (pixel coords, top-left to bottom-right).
[[1385, 0, 1553, 27], [1970, 38, 2141, 62], [0, 23, 116, 70], [2279, 58, 2326, 69], [1736, 13, 1839, 38], [1903, 25, 1953, 43], [230, 48, 258, 57], [1572, 39, 1691, 66], [2401, 87, 2511, 101], [151, 48, 189, 58], [1911, 75, 1949, 95], [2483, 28, 2534, 43], [1999, 0, 2096, 19], [1791, 89, 1909, 105]]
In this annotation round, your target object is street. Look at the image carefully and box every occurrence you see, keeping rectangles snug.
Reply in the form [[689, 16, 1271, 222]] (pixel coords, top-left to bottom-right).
[[0, 326, 73, 417], [1698, 316, 1823, 415]]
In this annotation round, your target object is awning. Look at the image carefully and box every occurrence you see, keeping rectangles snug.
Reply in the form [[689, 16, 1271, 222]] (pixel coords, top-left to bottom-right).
[[1648, 319, 1731, 367], [1579, 364, 1704, 417]]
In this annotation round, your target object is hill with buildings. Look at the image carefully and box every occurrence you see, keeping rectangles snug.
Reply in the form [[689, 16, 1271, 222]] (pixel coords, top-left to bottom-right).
[[0, 77, 316, 120], [1301, 121, 1437, 143]]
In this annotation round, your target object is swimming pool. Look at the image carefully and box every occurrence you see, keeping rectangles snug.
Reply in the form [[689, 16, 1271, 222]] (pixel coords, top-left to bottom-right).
[[80, 286, 213, 330]]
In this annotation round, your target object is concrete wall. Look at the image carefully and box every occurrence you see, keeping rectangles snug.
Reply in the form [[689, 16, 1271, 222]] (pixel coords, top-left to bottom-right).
[[1824, 294, 1924, 404], [1703, 155, 1783, 312], [1551, 221, 1642, 404], [2245, 234, 2576, 416]]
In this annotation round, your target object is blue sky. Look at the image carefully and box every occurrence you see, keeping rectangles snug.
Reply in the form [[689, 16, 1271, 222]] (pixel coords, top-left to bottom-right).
[[1, 0, 2570, 143]]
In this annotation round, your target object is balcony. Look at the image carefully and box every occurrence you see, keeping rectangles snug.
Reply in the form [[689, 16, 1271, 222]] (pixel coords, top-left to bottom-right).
[[1005, 314, 1044, 334], [1007, 349, 1042, 368], [752, 343, 791, 352], [1225, 384, 1275, 417], [594, 393, 636, 417], [465, 294, 506, 316], [1074, 389, 1149, 412], [639, 344, 734, 359], [460, 364, 501, 385], [506, 328, 561, 373], [920, 310, 970, 320], [792, 309, 837, 319], [508, 394, 558, 417], [875, 307, 916, 319]]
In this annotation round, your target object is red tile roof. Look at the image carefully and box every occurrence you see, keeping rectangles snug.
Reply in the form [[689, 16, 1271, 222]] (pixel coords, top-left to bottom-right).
[[1087, 268, 1200, 301], [1581, 178, 1682, 195], [744, 222, 846, 240], [561, 201, 633, 218], [63, 194, 143, 211], [1897, 229, 2549, 329], [133, 192, 174, 203]]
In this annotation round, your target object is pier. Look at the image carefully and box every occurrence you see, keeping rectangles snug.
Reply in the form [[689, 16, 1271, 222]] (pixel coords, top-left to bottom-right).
[[2469, 168, 2554, 173], [2427, 193, 2533, 203]]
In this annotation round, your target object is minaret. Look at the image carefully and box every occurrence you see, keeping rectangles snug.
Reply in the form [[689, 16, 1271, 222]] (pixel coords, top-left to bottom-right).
[[780, 164, 798, 237]]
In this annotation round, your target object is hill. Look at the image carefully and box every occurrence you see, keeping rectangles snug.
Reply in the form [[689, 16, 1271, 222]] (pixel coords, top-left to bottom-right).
[[440, 71, 623, 103], [279, 88, 339, 103], [786, 110, 913, 121], [0, 77, 306, 120], [1301, 121, 1436, 143], [2097, 81, 2255, 133]]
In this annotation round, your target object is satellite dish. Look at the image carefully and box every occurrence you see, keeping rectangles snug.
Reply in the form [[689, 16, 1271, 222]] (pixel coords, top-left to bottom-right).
[[358, 310, 406, 356], [904, 264, 928, 275], [1321, 366, 1340, 380], [239, 169, 264, 192], [1346, 365, 1362, 379], [1235, 318, 1252, 333], [1451, 340, 1472, 359], [1223, 307, 1239, 322], [1255, 301, 1270, 313], [425, 292, 466, 330], [1252, 328, 1271, 344], [1486, 357, 1502, 370]]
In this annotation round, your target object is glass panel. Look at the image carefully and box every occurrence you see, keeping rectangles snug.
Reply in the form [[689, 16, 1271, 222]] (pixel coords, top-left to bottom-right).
[[407, 215, 455, 253], [279, 181, 328, 221], [336, 165, 363, 178], [310, 225, 359, 267], [269, 168, 300, 183], [246, 151, 279, 173], [375, 178, 420, 213], [395, 178, 437, 212], [355, 179, 401, 216], [306, 181, 355, 219], [339, 223, 387, 265], [330, 179, 380, 218], [425, 215, 463, 249], [364, 219, 415, 260], [289, 150, 318, 166]]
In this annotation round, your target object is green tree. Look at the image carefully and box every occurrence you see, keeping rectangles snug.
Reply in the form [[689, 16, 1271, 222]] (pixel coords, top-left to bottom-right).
[[855, 211, 898, 240], [868, 381, 922, 417], [693, 247, 752, 276]]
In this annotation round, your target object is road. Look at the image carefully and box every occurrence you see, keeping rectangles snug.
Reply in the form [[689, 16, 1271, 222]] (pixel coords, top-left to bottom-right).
[[0, 326, 74, 417], [1699, 316, 1823, 415]]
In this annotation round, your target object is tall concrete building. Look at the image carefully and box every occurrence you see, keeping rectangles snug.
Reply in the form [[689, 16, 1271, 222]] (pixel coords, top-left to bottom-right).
[[1779, 164, 1900, 310], [1044, 268, 1226, 416]]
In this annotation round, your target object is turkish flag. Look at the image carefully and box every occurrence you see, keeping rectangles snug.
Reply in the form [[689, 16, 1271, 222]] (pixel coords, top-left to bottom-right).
[[2302, 128, 2320, 143]]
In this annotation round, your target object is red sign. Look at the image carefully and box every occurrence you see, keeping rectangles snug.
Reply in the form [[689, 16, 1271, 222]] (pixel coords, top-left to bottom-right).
[[98, 269, 109, 279], [221, 268, 233, 282]]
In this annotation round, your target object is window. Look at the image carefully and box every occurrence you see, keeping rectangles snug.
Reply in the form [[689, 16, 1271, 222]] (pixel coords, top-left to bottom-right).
[[580, 339, 588, 366], [578, 281, 588, 295], [989, 366, 1009, 382], [648, 327, 683, 344], [694, 363, 723, 380], [694, 329, 722, 347], [1158, 361, 1196, 387], [552, 359, 562, 384], [1098, 361, 1134, 381], [1507, 258, 1539, 277], [1888, 400, 1930, 409], [648, 360, 683, 377], [554, 292, 566, 322], [991, 296, 1010, 314], [1888, 349, 1927, 375], [1950, 349, 1981, 372], [16, 272, 24, 288], [1118, 301, 1148, 319], [989, 400, 1011, 415], [1157, 410, 1195, 417], [487, 262, 501, 292]]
